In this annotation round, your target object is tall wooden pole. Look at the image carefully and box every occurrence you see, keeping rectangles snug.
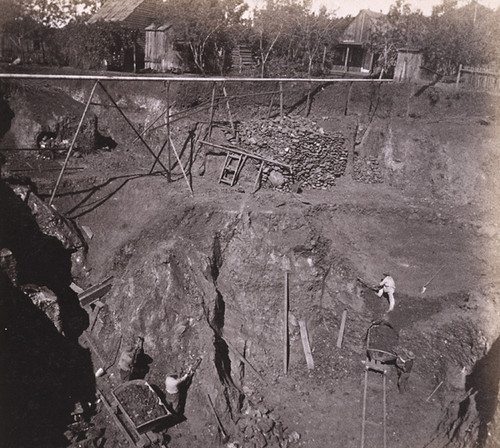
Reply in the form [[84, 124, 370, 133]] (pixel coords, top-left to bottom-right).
[[49, 80, 99, 206], [166, 81, 171, 182], [222, 83, 236, 137], [279, 81, 284, 119], [284, 271, 289, 375], [208, 82, 217, 139]]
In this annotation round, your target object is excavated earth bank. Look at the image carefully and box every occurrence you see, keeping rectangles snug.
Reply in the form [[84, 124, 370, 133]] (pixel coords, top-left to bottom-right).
[[1, 76, 500, 448]]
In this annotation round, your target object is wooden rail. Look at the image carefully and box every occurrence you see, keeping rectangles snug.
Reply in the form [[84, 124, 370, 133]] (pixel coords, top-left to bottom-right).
[[199, 140, 292, 171], [0, 73, 393, 83]]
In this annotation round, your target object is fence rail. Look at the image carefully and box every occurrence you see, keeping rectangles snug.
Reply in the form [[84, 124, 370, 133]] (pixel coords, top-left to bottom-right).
[[456, 64, 500, 93]]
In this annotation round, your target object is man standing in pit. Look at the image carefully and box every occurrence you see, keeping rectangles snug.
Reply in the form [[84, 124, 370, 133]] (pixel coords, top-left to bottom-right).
[[165, 358, 202, 415], [395, 349, 415, 392], [165, 372, 190, 415], [377, 273, 396, 313]]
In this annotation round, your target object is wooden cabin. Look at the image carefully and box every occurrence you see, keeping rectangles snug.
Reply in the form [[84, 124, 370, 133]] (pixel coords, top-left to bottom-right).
[[332, 10, 382, 75], [88, 0, 162, 71]]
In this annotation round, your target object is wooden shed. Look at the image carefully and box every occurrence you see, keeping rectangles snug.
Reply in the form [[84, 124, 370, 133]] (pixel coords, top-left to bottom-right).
[[144, 23, 184, 73], [332, 10, 382, 74], [88, 0, 162, 71], [394, 49, 423, 82]]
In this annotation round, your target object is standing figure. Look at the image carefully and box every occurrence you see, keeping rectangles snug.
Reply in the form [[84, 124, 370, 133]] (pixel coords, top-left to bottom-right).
[[377, 273, 396, 312], [165, 372, 190, 415], [395, 349, 415, 393], [118, 337, 143, 381]]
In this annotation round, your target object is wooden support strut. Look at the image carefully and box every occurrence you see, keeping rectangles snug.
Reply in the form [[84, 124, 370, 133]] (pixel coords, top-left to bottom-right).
[[222, 83, 236, 137], [169, 136, 193, 196], [299, 319, 314, 370], [149, 81, 171, 179], [337, 310, 347, 349], [284, 271, 289, 375], [97, 81, 170, 175], [49, 80, 99, 206]]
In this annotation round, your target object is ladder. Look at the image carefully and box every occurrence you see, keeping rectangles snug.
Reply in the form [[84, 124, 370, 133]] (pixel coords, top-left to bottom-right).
[[361, 358, 388, 448], [219, 152, 247, 186]]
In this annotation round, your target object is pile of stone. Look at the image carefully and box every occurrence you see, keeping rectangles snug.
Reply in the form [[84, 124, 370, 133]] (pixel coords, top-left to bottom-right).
[[236, 116, 347, 190], [352, 156, 384, 184]]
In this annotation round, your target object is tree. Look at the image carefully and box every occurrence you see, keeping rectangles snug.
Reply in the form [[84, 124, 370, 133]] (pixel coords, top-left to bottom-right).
[[0, 0, 99, 27], [367, 0, 428, 75], [426, 0, 498, 74], [160, 0, 247, 74], [293, 5, 335, 76]]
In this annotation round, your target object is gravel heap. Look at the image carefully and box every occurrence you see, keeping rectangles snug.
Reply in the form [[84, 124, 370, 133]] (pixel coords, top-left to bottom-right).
[[352, 155, 384, 184], [236, 116, 347, 190]]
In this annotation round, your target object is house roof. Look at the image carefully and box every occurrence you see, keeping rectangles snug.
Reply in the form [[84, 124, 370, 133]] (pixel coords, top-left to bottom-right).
[[88, 0, 160, 29], [340, 9, 383, 45]]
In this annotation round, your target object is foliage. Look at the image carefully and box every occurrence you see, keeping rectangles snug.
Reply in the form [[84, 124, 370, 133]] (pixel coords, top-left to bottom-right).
[[367, 0, 428, 75], [425, 0, 499, 75], [159, 0, 248, 75], [250, 0, 339, 77], [0, 0, 99, 27], [58, 21, 140, 70]]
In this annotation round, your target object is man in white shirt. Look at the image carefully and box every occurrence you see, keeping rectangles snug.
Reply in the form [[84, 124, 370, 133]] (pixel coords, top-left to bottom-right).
[[165, 372, 190, 414], [377, 273, 395, 312]]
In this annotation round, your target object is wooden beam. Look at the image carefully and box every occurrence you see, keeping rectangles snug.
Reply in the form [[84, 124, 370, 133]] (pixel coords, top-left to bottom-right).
[[78, 276, 113, 307], [199, 140, 291, 171], [49, 80, 98, 206], [169, 136, 194, 196], [98, 81, 170, 175], [0, 73, 394, 83], [336, 310, 347, 349], [284, 271, 289, 375], [279, 81, 284, 119], [299, 319, 314, 370]]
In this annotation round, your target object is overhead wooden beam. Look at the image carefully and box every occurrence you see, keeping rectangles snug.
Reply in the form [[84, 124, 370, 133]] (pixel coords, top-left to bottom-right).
[[0, 73, 393, 83]]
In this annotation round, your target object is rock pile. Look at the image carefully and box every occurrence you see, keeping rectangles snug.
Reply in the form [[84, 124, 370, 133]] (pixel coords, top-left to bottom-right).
[[236, 116, 347, 190], [352, 155, 383, 183]]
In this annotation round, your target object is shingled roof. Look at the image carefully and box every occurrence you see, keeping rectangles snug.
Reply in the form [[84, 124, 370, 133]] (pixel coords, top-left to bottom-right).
[[88, 0, 160, 29]]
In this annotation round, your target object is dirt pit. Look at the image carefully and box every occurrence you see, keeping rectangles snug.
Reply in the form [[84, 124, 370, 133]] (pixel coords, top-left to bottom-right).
[[1, 76, 500, 448]]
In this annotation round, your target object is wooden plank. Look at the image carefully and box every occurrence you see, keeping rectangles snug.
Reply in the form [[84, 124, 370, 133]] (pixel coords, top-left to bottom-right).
[[199, 140, 291, 170], [337, 310, 347, 349], [298, 320, 314, 370], [284, 271, 289, 375], [78, 276, 113, 307]]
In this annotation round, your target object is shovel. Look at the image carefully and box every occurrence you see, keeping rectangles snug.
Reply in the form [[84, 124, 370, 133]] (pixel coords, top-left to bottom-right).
[[421, 265, 445, 294], [206, 393, 230, 444]]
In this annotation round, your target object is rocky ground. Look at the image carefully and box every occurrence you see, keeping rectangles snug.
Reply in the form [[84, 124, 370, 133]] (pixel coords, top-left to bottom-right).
[[1, 72, 500, 448]]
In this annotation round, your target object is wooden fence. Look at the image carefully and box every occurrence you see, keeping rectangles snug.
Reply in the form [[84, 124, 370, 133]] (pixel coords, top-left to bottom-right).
[[456, 64, 500, 93]]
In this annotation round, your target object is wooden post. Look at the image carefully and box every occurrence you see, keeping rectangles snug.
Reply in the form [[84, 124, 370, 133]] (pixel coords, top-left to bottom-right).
[[222, 83, 236, 137], [169, 136, 193, 196], [344, 47, 350, 73], [166, 81, 171, 181], [305, 81, 311, 117], [456, 64, 462, 89], [344, 81, 353, 116], [299, 320, 314, 370], [49, 80, 99, 206], [279, 81, 284, 119], [336, 310, 347, 349], [253, 160, 264, 193], [148, 81, 171, 178], [267, 83, 276, 119], [98, 81, 170, 174], [208, 82, 216, 139], [284, 271, 289, 375]]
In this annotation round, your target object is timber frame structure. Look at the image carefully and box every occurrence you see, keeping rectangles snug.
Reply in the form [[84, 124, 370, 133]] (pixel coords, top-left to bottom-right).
[[0, 74, 392, 204]]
